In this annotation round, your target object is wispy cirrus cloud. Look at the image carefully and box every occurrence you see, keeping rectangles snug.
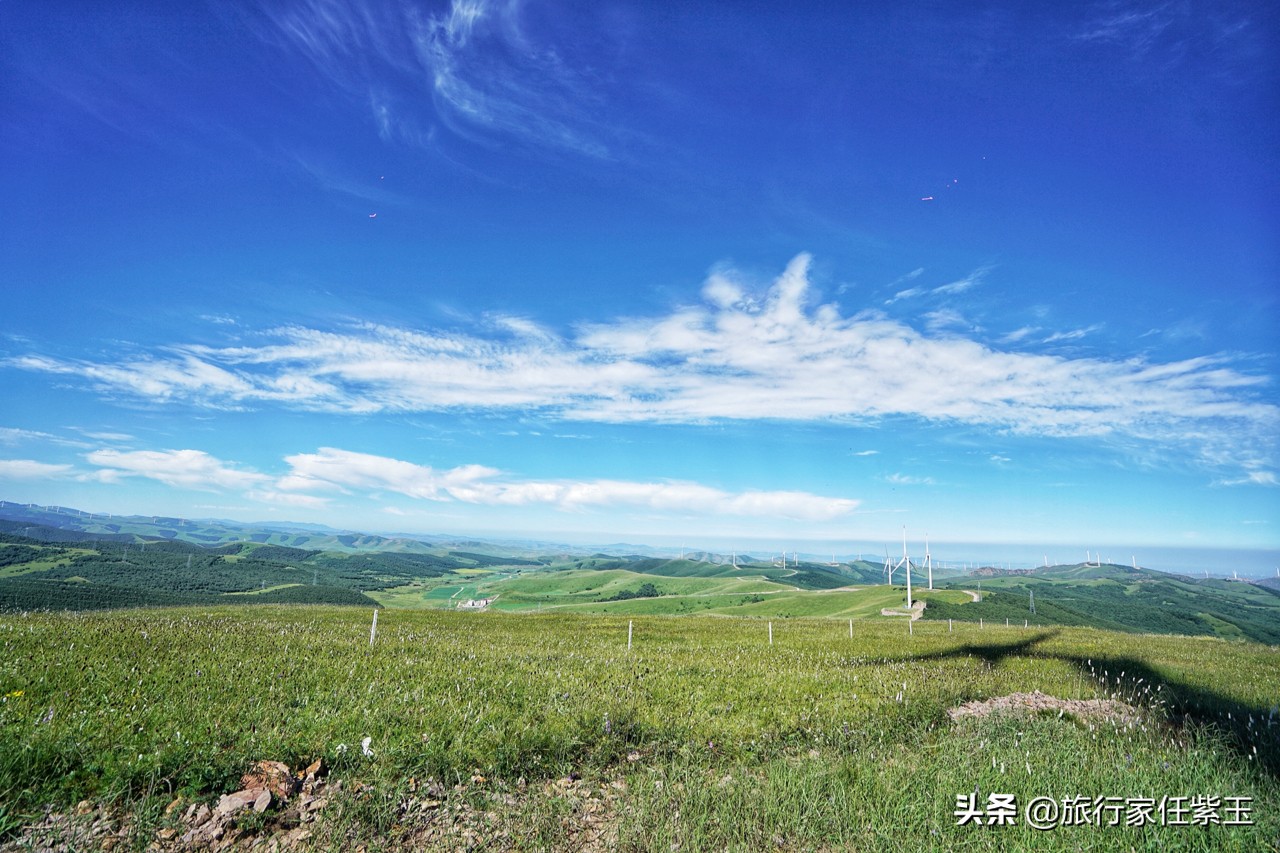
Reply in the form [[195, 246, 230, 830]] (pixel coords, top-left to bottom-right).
[[260, 0, 623, 159], [885, 473, 936, 486], [1043, 324, 1104, 344], [0, 459, 75, 479], [885, 266, 988, 304], [10, 254, 1277, 484], [0, 427, 91, 449], [414, 0, 617, 159], [1071, 1, 1263, 85]]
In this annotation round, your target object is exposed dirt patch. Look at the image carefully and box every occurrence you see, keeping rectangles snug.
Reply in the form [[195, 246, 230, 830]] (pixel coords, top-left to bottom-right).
[[0, 764, 625, 852], [947, 690, 1142, 724], [880, 600, 926, 620]]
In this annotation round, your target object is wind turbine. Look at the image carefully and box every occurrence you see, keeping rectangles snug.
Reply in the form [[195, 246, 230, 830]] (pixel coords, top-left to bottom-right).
[[923, 534, 933, 590], [894, 527, 914, 608], [884, 546, 894, 584]]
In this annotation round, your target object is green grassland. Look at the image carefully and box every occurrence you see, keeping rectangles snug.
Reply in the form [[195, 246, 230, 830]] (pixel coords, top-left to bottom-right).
[[0, 606, 1276, 850], [4, 529, 1280, 651], [0, 533, 520, 614], [931, 565, 1280, 644]]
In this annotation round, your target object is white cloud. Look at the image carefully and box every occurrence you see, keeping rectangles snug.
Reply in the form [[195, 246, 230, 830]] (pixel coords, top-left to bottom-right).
[[0, 427, 90, 449], [86, 449, 270, 491], [76, 431, 134, 442], [1000, 326, 1037, 344], [246, 489, 333, 509], [278, 447, 498, 500], [415, 0, 615, 158], [852, 450, 879, 457], [1214, 470, 1279, 487], [1043, 324, 1104, 344], [885, 473, 936, 486], [923, 308, 972, 334], [886, 286, 924, 304], [0, 459, 74, 479], [0, 428, 56, 445], [278, 447, 857, 521], [10, 255, 1277, 482], [932, 267, 989, 296]]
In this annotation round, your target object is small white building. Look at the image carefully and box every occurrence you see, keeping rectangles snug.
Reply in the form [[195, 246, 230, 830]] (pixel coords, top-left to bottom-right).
[[457, 597, 494, 610]]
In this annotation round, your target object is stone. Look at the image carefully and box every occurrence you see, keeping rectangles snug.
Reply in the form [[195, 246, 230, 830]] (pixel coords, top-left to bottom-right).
[[243, 761, 299, 801], [302, 757, 325, 782], [217, 789, 264, 816]]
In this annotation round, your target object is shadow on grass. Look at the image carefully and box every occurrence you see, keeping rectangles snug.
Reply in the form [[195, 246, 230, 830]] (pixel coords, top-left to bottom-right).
[[903, 630, 1279, 779]]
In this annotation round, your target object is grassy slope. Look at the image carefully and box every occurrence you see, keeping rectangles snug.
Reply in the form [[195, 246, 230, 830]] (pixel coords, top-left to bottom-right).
[[933, 565, 1280, 644], [0, 607, 1275, 851]]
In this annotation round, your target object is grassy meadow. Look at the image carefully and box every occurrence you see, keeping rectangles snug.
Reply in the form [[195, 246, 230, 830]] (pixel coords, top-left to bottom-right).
[[1, 605, 1277, 850]]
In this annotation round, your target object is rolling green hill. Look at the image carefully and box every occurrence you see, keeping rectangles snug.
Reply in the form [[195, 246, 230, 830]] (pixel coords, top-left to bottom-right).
[[931, 563, 1280, 644], [0, 532, 531, 613], [4, 505, 1277, 644]]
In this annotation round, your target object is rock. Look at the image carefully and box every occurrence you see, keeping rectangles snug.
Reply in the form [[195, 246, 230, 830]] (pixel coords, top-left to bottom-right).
[[283, 827, 312, 848], [243, 760, 300, 801], [181, 821, 225, 847], [299, 795, 328, 813], [253, 789, 272, 813], [301, 757, 325, 783], [217, 788, 265, 816], [156, 827, 178, 841]]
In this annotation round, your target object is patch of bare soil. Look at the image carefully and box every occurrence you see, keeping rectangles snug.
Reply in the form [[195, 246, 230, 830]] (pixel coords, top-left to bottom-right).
[[880, 600, 927, 620], [947, 690, 1142, 725], [1, 760, 626, 853]]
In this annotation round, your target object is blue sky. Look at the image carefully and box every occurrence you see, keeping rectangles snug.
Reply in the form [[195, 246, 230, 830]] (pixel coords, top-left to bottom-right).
[[1, 1, 1276, 568]]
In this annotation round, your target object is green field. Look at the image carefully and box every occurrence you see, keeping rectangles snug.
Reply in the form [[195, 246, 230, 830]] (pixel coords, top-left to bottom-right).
[[1, 606, 1275, 851]]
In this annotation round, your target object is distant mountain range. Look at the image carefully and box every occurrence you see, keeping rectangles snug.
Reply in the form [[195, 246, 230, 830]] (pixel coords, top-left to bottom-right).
[[0, 500, 571, 558], [3, 500, 1278, 643]]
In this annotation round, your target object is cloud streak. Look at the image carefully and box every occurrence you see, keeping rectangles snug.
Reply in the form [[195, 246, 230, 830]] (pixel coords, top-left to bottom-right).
[[280, 447, 860, 521], [260, 0, 621, 159], [0, 459, 75, 479], [10, 254, 1277, 483], [76, 445, 858, 522]]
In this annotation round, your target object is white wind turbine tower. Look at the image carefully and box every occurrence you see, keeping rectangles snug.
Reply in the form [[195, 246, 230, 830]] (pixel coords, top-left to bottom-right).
[[924, 534, 933, 590], [894, 527, 914, 608], [883, 547, 895, 584]]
